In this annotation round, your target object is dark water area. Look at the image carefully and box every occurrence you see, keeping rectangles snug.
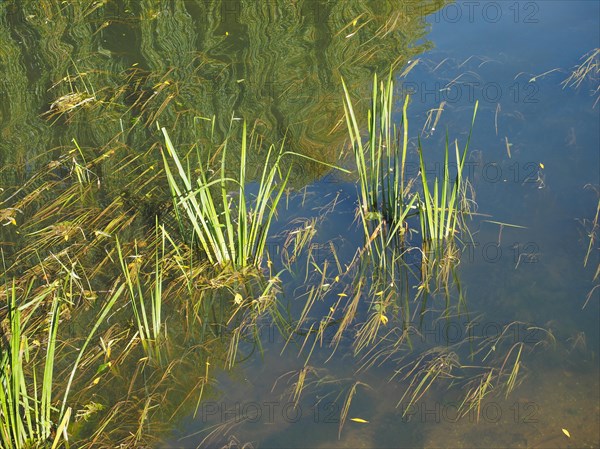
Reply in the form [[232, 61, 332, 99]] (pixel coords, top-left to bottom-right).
[[0, 1, 598, 448]]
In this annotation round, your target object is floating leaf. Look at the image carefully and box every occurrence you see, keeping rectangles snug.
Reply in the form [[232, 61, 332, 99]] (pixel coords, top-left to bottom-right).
[[95, 361, 112, 376], [364, 211, 381, 220], [94, 230, 112, 237], [350, 418, 369, 423], [539, 162, 545, 169], [562, 428, 571, 438]]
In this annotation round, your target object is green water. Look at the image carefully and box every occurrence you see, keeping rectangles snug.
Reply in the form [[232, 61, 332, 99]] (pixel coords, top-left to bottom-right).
[[1, 1, 598, 448]]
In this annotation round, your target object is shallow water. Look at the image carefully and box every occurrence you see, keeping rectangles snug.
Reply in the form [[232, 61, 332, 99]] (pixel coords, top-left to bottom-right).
[[1, 1, 598, 448]]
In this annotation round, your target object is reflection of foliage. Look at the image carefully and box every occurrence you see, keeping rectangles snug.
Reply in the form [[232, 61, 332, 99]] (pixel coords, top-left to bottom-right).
[[0, 0, 444, 190]]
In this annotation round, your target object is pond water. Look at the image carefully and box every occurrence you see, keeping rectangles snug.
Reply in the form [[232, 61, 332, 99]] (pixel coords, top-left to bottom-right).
[[0, 1, 598, 448]]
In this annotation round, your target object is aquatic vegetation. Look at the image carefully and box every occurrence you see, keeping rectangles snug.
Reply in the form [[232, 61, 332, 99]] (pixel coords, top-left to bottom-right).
[[417, 102, 477, 251], [2, 1, 596, 447], [584, 193, 600, 269], [162, 121, 291, 269], [583, 193, 600, 308], [342, 72, 419, 265], [342, 69, 477, 263], [562, 48, 600, 107], [116, 227, 165, 362], [0, 280, 70, 449], [162, 119, 346, 270], [340, 69, 477, 347]]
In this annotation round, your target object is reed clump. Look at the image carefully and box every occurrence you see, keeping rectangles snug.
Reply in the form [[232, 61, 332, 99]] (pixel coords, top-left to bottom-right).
[[342, 71, 477, 268], [161, 120, 290, 270]]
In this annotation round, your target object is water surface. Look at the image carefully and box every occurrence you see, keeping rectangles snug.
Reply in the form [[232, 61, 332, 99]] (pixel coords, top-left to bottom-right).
[[0, 1, 598, 448]]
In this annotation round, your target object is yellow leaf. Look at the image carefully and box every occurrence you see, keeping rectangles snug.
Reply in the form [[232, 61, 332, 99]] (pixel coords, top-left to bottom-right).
[[337, 293, 348, 297], [562, 428, 571, 438], [539, 162, 545, 169], [92, 377, 100, 385], [352, 18, 358, 26], [375, 291, 384, 296], [234, 293, 243, 305], [335, 276, 340, 282], [380, 314, 388, 325], [350, 418, 369, 423]]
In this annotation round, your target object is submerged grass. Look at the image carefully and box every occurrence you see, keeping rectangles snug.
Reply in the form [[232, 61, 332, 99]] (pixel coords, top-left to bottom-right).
[[583, 194, 600, 308], [562, 48, 600, 107]]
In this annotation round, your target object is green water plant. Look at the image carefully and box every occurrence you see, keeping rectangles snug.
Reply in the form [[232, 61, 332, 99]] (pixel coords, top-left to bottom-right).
[[161, 121, 290, 269], [162, 120, 346, 270], [0, 280, 70, 449], [116, 226, 165, 362], [417, 102, 478, 253], [342, 73, 418, 243], [342, 70, 478, 254]]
